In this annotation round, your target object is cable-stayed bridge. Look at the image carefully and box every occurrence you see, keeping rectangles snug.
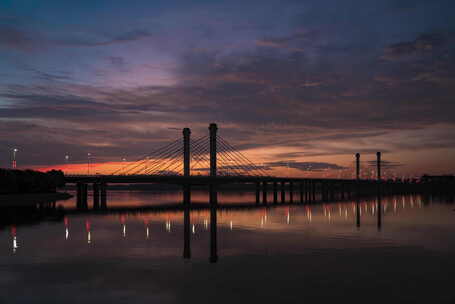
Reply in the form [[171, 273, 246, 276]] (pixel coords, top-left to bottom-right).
[[109, 129, 268, 177], [65, 123, 413, 209]]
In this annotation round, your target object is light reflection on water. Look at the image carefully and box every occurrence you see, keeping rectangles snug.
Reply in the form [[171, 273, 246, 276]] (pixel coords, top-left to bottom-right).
[[0, 192, 454, 303]]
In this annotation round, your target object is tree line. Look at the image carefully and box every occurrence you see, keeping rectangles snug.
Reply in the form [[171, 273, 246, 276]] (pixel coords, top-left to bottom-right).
[[0, 169, 65, 194]]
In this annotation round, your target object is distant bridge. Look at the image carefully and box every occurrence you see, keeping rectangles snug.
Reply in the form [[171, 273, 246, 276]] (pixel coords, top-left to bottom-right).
[[64, 123, 408, 209]]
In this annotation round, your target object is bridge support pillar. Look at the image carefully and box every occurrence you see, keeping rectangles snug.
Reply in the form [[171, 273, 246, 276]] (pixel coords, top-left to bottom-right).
[[329, 182, 335, 201], [300, 182, 304, 204], [76, 182, 82, 208], [377, 152, 381, 181], [81, 183, 88, 209], [209, 184, 217, 206], [183, 184, 191, 206], [256, 182, 260, 204], [281, 181, 285, 203], [306, 180, 310, 203], [100, 182, 107, 208], [93, 183, 100, 209], [322, 182, 328, 202], [356, 153, 360, 180], [341, 183, 345, 200], [262, 181, 267, 204], [289, 181, 294, 203], [303, 180, 307, 202], [311, 181, 316, 202], [273, 182, 278, 204]]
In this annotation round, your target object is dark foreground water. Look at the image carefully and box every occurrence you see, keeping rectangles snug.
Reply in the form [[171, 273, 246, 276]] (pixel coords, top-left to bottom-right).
[[1, 191, 454, 304]]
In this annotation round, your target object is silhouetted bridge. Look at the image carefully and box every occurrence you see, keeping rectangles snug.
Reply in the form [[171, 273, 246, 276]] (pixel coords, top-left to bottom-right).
[[65, 123, 412, 209]]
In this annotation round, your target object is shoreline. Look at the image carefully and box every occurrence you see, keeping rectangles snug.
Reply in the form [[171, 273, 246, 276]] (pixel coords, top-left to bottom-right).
[[0, 192, 73, 206]]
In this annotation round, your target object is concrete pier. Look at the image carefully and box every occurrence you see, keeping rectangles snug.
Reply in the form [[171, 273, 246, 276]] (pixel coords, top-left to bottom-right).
[[93, 183, 100, 209], [100, 182, 107, 208], [262, 181, 267, 204], [256, 182, 260, 204], [273, 182, 278, 204], [289, 181, 294, 203]]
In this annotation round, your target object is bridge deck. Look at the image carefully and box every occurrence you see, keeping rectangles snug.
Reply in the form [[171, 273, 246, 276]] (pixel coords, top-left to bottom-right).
[[64, 175, 360, 185]]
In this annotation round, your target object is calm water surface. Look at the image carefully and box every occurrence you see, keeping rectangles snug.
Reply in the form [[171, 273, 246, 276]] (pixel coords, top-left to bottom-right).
[[1, 191, 454, 304]]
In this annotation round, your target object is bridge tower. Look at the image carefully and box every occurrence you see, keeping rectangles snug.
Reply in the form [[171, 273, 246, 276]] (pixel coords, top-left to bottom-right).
[[356, 153, 360, 180], [183, 128, 191, 207], [209, 123, 217, 177], [183, 128, 191, 177], [209, 123, 218, 205], [376, 152, 381, 181]]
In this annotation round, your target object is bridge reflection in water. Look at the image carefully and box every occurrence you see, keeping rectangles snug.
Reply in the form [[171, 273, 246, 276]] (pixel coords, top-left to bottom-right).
[[4, 190, 450, 263]]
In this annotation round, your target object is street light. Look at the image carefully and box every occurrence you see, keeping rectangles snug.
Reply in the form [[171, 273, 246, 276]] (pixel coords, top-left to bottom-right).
[[87, 153, 91, 175], [64, 154, 70, 174], [12, 148, 18, 169]]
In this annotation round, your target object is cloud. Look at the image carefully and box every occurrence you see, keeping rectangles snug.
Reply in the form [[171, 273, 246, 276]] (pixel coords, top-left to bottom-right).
[[1, 1, 455, 174], [265, 161, 346, 172], [107, 56, 127, 69], [0, 25, 152, 52], [60, 29, 153, 47], [0, 26, 41, 51], [381, 33, 447, 61], [255, 30, 322, 53]]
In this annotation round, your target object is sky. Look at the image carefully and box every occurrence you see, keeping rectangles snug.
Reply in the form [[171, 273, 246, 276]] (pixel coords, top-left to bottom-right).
[[1, 0, 455, 177]]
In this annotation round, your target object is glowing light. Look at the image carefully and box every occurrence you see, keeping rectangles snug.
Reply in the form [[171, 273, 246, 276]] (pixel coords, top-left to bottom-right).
[[12, 148, 18, 169], [13, 236, 18, 253], [11, 225, 18, 253], [64, 217, 69, 240]]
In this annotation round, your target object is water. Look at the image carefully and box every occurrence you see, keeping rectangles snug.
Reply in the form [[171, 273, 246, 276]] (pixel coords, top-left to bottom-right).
[[1, 191, 454, 304]]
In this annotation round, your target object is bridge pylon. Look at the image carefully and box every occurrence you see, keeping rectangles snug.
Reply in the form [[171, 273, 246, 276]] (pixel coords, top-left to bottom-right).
[[183, 128, 191, 177], [183, 128, 191, 206], [209, 123, 217, 177]]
